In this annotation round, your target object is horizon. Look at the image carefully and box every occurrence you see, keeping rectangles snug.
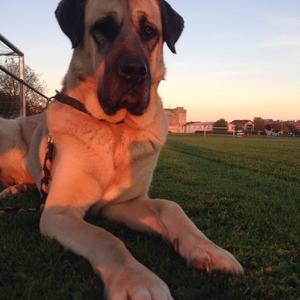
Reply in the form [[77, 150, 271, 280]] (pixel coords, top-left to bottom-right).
[[167, 107, 300, 123], [0, 0, 299, 121], [184, 118, 300, 123]]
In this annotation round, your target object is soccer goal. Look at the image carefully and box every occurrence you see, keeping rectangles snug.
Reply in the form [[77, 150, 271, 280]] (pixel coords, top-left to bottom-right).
[[0, 34, 49, 119]]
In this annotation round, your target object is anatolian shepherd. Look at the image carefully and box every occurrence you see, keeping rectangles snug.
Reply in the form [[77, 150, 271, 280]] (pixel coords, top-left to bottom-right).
[[0, 0, 243, 299]]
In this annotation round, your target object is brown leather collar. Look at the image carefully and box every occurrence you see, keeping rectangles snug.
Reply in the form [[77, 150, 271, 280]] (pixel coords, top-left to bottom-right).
[[50, 91, 125, 125], [51, 91, 90, 115]]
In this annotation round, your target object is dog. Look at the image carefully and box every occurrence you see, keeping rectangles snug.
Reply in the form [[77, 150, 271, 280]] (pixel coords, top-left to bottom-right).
[[0, 0, 244, 299]]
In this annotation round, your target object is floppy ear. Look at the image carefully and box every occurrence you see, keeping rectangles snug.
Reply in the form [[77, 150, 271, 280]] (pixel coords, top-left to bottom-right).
[[55, 0, 86, 48], [157, 0, 184, 53]]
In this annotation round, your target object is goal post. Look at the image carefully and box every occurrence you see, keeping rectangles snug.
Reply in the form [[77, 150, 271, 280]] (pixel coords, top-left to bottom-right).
[[19, 54, 26, 117], [0, 33, 26, 117], [0, 34, 49, 119]]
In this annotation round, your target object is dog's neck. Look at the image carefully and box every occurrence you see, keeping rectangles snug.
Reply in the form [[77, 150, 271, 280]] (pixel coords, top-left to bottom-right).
[[61, 78, 165, 139]]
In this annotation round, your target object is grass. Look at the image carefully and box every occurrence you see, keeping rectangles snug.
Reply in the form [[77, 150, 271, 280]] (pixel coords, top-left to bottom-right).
[[1, 135, 299, 300]]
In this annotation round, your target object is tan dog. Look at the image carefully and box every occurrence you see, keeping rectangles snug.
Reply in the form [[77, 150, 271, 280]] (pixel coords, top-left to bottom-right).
[[0, 0, 243, 299]]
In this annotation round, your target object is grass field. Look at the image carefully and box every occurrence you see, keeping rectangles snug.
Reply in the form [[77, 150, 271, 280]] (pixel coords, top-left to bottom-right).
[[0, 135, 299, 300]]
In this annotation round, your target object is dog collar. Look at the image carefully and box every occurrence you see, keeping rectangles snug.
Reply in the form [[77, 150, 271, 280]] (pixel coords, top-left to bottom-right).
[[50, 91, 127, 125], [50, 90, 90, 115]]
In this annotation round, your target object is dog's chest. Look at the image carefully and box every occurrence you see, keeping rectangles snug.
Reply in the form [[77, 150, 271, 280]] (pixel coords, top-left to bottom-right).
[[101, 128, 162, 203], [46, 104, 166, 205]]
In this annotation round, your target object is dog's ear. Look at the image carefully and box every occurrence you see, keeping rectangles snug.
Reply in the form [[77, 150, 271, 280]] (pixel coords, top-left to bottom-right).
[[157, 0, 184, 54], [55, 0, 86, 48]]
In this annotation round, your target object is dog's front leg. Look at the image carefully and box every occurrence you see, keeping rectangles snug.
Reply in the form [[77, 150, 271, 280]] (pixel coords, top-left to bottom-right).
[[40, 207, 172, 300], [102, 198, 244, 275], [40, 170, 172, 300]]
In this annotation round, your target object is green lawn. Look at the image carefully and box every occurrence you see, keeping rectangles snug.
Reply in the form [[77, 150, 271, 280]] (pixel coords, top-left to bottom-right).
[[1, 135, 299, 300]]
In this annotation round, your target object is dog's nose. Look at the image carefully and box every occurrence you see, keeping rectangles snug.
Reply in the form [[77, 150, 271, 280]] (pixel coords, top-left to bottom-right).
[[119, 57, 148, 82]]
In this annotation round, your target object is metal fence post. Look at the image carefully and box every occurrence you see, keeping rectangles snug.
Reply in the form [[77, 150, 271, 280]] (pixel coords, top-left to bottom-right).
[[19, 55, 26, 117]]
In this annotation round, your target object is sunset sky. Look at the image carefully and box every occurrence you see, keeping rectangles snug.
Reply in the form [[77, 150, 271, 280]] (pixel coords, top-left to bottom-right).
[[1, 0, 299, 121]]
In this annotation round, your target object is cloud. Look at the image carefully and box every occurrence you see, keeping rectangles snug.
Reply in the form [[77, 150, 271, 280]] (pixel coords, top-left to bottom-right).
[[258, 35, 300, 49]]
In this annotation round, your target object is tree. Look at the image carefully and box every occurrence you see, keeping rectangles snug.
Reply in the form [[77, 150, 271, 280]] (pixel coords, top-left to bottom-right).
[[214, 118, 228, 128], [266, 120, 292, 135], [271, 121, 282, 132], [285, 121, 296, 135], [213, 118, 228, 134], [253, 117, 266, 134], [265, 123, 272, 131], [0, 57, 47, 117]]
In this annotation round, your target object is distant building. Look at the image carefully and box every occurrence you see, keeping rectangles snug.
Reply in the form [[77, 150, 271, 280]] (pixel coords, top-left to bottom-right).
[[227, 123, 236, 134], [265, 129, 283, 136], [231, 120, 254, 133], [185, 121, 213, 133], [165, 107, 187, 133], [185, 121, 236, 134], [165, 108, 259, 135]]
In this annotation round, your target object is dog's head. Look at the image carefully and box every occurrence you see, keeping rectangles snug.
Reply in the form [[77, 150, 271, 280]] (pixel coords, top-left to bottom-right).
[[55, 0, 184, 123]]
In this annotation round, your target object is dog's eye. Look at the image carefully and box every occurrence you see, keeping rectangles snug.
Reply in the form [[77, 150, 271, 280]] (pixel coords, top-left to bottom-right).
[[140, 24, 158, 41], [91, 16, 120, 42]]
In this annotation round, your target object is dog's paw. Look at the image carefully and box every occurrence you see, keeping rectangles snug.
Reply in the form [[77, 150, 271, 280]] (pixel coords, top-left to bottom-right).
[[0, 184, 28, 200], [104, 262, 173, 300], [188, 244, 244, 275], [176, 237, 244, 275]]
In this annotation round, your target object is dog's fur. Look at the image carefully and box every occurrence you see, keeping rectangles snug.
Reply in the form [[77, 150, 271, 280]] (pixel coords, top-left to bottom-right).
[[0, 0, 243, 299]]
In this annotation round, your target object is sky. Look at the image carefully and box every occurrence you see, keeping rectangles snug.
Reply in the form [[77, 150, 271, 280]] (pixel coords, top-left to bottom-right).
[[0, 0, 299, 121]]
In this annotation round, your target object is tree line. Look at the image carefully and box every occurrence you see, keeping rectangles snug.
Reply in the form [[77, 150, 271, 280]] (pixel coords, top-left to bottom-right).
[[213, 117, 300, 136]]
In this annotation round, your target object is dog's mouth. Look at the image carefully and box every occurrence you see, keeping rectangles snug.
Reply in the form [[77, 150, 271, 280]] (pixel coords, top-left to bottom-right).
[[98, 55, 151, 117], [99, 83, 150, 116]]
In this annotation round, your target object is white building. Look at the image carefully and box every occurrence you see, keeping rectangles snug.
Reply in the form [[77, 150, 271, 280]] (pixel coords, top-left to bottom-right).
[[184, 122, 214, 133], [185, 121, 236, 134]]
